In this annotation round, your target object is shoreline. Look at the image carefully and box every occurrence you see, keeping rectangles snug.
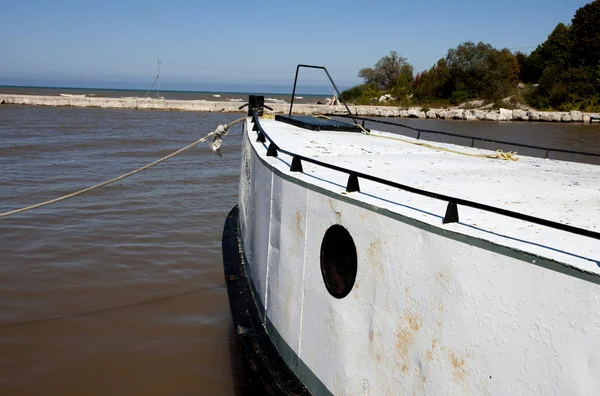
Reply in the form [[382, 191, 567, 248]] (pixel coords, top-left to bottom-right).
[[1, 94, 599, 123]]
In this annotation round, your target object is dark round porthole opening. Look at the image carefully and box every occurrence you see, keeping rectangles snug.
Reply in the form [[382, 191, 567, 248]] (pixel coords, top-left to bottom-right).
[[320, 224, 357, 299]]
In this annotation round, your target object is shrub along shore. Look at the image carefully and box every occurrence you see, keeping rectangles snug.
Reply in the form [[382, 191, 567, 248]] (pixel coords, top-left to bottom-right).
[[2, 94, 599, 123]]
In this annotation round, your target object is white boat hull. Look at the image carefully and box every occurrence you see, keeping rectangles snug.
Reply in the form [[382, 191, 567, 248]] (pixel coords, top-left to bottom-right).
[[236, 120, 600, 395]]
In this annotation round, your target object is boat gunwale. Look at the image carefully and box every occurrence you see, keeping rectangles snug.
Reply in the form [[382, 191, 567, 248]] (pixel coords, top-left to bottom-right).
[[250, 112, 600, 241]]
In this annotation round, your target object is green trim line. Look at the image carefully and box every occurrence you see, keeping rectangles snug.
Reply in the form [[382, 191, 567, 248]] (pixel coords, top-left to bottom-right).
[[266, 318, 334, 396], [246, 127, 600, 286]]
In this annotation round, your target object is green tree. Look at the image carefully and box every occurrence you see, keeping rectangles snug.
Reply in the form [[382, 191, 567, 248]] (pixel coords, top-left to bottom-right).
[[446, 42, 494, 97], [523, 23, 573, 84], [526, 1, 600, 110], [413, 58, 452, 100], [572, 0, 600, 68], [358, 51, 414, 91], [417, 42, 519, 102], [480, 48, 520, 101]]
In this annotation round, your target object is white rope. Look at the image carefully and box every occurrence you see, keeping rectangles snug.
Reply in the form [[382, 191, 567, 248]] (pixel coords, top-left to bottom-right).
[[0, 117, 247, 219]]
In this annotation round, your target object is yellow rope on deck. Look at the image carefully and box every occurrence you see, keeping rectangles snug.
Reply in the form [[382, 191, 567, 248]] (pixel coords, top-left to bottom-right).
[[312, 115, 518, 161], [369, 132, 518, 161]]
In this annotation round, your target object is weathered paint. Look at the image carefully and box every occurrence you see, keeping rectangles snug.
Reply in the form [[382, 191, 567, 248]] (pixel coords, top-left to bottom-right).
[[238, 118, 600, 395]]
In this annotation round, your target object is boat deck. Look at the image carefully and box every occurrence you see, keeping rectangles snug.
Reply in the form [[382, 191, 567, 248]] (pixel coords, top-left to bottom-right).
[[251, 118, 600, 273]]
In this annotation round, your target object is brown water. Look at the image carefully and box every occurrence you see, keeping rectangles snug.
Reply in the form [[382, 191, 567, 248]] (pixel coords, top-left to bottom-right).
[[1, 105, 599, 395], [0, 106, 248, 395]]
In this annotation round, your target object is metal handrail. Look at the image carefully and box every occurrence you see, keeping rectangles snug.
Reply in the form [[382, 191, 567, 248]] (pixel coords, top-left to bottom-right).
[[251, 111, 600, 241], [329, 114, 600, 160], [288, 65, 358, 125]]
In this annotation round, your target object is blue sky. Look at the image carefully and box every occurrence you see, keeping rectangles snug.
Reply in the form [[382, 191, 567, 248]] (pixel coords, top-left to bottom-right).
[[0, 0, 591, 92]]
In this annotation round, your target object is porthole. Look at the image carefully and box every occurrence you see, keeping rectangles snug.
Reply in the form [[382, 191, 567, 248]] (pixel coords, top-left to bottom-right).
[[320, 224, 357, 299]]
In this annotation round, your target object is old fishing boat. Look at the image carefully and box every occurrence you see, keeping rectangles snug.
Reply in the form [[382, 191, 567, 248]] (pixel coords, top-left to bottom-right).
[[222, 65, 600, 395]]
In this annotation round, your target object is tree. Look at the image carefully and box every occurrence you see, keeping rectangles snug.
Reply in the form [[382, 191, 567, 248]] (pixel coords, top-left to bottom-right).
[[358, 51, 414, 91], [424, 41, 520, 102], [526, 1, 600, 110], [445, 42, 494, 97], [413, 58, 452, 100], [537, 23, 574, 67], [572, 0, 600, 68], [480, 48, 520, 101]]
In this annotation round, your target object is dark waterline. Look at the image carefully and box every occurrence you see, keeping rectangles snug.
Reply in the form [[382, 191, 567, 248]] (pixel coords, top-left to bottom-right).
[[0, 105, 599, 395]]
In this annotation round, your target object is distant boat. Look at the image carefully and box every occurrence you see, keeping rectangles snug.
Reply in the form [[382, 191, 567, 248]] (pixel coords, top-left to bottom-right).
[[222, 67, 600, 395]]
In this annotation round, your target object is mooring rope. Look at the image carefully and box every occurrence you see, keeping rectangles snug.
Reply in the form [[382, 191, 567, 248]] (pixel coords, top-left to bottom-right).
[[0, 117, 247, 219]]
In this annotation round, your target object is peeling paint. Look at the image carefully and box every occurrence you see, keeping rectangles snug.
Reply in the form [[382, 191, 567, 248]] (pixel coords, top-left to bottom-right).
[[295, 209, 303, 235], [450, 351, 469, 385]]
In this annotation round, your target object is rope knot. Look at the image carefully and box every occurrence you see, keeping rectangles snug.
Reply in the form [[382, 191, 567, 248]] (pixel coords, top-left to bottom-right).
[[495, 149, 519, 161], [209, 124, 229, 156]]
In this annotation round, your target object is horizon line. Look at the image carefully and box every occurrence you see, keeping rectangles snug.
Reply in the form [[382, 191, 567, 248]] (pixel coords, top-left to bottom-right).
[[0, 84, 336, 96]]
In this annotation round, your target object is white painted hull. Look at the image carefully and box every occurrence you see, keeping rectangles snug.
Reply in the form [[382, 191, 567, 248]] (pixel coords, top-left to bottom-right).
[[237, 118, 600, 395]]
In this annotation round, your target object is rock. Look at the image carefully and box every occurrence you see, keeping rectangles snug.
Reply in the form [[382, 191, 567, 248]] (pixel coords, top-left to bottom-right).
[[425, 109, 437, 119], [585, 113, 600, 123], [399, 109, 409, 118], [561, 113, 573, 122], [473, 110, 487, 120], [570, 110, 583, 122], [407, 108, 426, 119], [517, 83, 525, 89], [499, 108, 513, 120], [512, 109, 529, 121], [379, 108, 397, 117], [485, 111, 500, 121], [378, 94, 393, 103], [464, 110, 477, 120], [0, 97, 4, 105], [539, 112, 562, 122], [437, 110, 448, 119], [447, 109, 465, 119], [527, 111, 540, 121]]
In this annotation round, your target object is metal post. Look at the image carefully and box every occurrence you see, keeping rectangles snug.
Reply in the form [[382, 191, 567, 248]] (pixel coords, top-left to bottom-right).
[[289, 66, 300, 116]]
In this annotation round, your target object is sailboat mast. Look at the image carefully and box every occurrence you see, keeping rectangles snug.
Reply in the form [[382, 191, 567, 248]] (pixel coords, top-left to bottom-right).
[[157, 59, 161, 99]]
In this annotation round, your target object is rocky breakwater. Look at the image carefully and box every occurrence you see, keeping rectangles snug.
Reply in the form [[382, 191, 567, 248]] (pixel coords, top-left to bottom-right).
[[339, 105, 600, 123], [0, 94, 354, 114], [2, 94, 599, 123], [0, 94, 254, 112]]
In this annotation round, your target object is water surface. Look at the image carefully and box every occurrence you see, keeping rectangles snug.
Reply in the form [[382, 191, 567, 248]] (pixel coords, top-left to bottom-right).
[[1, 105, 598, 395]]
